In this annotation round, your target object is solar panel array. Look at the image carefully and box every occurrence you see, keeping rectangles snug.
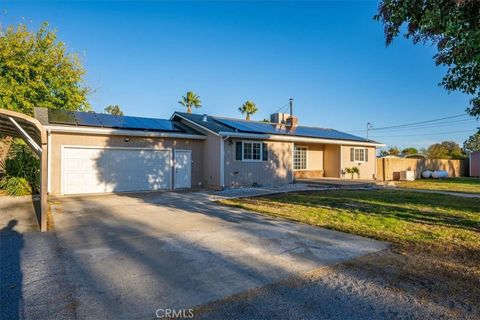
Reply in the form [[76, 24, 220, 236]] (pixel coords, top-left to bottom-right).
[[48, 110, 182, 132], [215, 118, 369, 142]]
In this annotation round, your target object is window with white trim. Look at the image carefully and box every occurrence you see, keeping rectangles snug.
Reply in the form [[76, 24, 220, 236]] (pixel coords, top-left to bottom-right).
[[350, 147, 368, 162], [294, 146, 307, 170], [243, 141, 262, 161]]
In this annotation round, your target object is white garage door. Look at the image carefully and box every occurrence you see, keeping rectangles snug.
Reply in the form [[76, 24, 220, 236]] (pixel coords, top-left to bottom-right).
[[62, 147, 172, 195]]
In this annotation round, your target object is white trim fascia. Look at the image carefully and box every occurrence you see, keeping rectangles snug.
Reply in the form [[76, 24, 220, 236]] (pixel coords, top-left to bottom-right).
[[171, 113, 220, 136], [218, 131, 384, 147], [45, 125, 206, 140]]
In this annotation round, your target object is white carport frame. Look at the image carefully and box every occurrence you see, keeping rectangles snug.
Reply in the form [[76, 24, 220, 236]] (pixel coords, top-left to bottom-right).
[[0, 108, 48, 231]]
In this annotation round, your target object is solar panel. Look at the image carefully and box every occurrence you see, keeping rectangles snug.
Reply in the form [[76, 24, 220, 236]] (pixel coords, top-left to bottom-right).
[[95, 113, 126, 128], [136, 118, 182, 132], [121, 116, 148, 130], [216, 118, 288, 135], [75, 112, 103, 127], [47, 110, 194, 133], [152, 119, 182, 131], [215, 118, 369, 142], [48, 109, 77, 125]]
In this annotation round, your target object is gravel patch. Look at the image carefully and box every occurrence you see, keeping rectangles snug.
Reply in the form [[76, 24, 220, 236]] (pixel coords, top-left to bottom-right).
[[194, 250, 479, 320], [207, 183, 324, 200]]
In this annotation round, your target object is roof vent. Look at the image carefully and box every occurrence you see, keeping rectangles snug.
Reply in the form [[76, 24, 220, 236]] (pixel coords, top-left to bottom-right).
[[202, 114, 208, 122]]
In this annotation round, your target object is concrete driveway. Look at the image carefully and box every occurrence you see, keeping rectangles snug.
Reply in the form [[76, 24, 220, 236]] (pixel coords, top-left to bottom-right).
[[49, 191, 387, 319]]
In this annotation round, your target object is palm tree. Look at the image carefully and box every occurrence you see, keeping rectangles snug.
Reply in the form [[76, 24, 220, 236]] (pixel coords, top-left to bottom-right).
[[178, 91, 202, 114], [238, 100, 258, 120]]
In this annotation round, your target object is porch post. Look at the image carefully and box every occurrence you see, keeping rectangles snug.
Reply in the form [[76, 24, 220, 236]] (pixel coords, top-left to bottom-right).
[[40, 142, 48, 231]]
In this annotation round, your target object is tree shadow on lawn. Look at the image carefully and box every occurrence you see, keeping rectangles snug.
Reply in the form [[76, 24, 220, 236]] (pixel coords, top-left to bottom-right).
[[253, 190, 480, 233]]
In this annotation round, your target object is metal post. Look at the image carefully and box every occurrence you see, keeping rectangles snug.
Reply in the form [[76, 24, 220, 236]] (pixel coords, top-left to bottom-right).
[[40, 143, 48, 231], [289, 98, 293, 116]]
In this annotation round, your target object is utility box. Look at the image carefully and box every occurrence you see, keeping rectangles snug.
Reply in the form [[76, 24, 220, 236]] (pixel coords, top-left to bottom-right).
[[400, 170, 415, 181]]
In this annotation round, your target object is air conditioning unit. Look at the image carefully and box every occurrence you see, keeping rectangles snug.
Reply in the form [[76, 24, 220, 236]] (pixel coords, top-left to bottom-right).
[[400, 170, 415, 181]]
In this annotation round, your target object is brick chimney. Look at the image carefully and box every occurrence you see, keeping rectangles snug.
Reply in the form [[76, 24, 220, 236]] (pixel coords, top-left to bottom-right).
[[285, 115, 298, 129]]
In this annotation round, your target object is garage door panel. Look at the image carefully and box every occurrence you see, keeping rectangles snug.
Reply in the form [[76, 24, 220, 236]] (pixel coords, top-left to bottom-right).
[[62, 147, 172, 195]]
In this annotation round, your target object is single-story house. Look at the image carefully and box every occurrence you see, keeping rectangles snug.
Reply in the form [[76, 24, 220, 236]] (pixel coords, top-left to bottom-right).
[[33, 108, 383, 195]]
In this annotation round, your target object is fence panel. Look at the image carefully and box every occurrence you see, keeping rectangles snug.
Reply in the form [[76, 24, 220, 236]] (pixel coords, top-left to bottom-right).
[[376, 158, 469, 181]]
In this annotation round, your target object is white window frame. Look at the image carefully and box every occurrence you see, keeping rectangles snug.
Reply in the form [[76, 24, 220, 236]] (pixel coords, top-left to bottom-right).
[[293, 146, 308, 170], [353, 147, 367, 163], [242, 141, 263, 162]]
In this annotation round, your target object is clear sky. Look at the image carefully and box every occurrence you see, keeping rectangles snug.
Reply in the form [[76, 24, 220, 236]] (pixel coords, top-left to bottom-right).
[[1, 1, 478, 150]]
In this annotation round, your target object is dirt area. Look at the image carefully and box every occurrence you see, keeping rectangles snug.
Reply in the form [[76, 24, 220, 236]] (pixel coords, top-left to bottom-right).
[[195, 248, 480, 319]]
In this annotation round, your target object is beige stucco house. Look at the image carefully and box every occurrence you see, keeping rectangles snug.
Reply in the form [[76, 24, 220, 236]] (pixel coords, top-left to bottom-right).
[[34, 108, 383, 196]]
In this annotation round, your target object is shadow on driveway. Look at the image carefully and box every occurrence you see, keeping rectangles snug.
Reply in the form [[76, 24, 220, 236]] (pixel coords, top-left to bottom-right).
[[0, 219, 24, 320]]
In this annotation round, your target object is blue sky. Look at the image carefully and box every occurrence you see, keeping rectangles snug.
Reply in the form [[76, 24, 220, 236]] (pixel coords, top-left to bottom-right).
[[1, 1, 478, 150]]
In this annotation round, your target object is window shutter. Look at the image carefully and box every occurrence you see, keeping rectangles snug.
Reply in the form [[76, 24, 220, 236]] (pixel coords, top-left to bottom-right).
[[235, 142, 242, 160], [365, 148, 368, 162], [262, 143, 268, 161], [350, 148, 354, 162]]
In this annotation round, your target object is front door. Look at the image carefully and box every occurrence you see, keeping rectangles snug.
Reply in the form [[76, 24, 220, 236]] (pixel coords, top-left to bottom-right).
[[174, 150, 192, 189]]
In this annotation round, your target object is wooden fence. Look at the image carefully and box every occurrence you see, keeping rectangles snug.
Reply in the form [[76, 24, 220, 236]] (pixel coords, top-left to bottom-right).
[[376, 158, 469, 181]]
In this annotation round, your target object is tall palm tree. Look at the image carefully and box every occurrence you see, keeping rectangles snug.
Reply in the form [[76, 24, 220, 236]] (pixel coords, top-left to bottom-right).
[[178, 91, 202, 114], [238, 100, 258, 120]]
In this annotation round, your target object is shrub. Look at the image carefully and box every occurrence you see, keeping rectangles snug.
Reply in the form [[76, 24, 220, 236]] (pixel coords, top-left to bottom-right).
[[345, 167, 360, 179], [0, 140, 40, 195], [352, 166, 360, 178], [0, 176, 32, 196]]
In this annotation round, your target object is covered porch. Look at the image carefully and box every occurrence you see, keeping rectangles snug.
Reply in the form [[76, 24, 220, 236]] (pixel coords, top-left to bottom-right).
[[292, 142, 377, 181]]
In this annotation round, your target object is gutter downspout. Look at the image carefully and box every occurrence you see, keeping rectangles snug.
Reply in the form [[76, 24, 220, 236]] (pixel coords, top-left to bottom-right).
[[220, 136, 230, 189]]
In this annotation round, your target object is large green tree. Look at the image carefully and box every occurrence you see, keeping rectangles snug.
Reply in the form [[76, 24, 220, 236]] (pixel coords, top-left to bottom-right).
[[238, 100, 258, 120], [463, 131, 480, 153], [0, 22, 90, 116], [178, 91, 201, 114], [402, 147, 418, 155], [104, 105, 124, 116], [375, 0, 480, 117], [388, 146, 401, 156], [426, 141, 466, 159]]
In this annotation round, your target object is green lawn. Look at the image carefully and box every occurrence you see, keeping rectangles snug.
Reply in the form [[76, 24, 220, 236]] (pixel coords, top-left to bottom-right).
[[219, 190, 480, 316], [219, 190, 480, 257], [395, 177, 480, 194]]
